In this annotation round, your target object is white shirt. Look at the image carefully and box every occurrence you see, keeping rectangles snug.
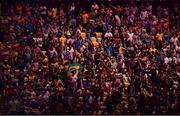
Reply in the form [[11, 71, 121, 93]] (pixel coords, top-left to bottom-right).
[[70, 5, 75, 11], [171, 37, 178, 45], [92, 4, 99, 10], [175, 45, 180, 52], [164, 57, 172, 64], [104, 32, 113, 38], [128, 32, 134, 42], [71, 75, 78, 82]]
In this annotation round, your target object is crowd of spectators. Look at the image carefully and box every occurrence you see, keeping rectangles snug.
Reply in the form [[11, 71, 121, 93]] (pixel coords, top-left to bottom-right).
[[0, 0, 180, 115]]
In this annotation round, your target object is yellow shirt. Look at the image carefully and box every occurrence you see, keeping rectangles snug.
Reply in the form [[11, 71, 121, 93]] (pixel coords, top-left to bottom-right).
[[149, 48, 157, 54], [65, 30, 71, 36], [59, 36, 66, 46], [42, 58, 49, 63], [95, 32, 102, 38], [29, 75, 36, 80], [91, 37, 98, 47], [91, 37, 97, 43], [156, 33, 163, 41], [119, 47, 125, 54], [93, 42, 99, 47], [81, 32, 86, 39]]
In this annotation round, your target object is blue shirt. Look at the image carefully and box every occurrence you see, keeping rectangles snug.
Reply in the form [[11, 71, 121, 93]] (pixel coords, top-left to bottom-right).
[[74, 40, 80, 47]]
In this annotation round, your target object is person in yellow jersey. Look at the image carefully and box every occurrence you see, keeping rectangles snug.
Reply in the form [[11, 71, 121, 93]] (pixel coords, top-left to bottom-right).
[[59, 34, 66, 47], [149, 45, 157, 55], [95, 32, 102, 43], [81, 31, 86, 40], [118, 45, 125, 54], [65, 30, 71, 37], [91, 36, 99, 47], [156, 30, 163, 42]]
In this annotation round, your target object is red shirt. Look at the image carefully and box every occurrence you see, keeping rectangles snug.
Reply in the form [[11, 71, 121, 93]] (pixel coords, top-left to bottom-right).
[[114, 38, 121, 43]]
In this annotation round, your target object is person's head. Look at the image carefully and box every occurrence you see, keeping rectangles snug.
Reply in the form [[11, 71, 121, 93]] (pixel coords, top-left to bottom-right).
[[82, 10, 86, 14]]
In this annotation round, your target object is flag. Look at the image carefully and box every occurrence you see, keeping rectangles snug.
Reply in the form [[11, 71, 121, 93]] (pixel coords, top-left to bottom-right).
[[67, 63, 83, 77]]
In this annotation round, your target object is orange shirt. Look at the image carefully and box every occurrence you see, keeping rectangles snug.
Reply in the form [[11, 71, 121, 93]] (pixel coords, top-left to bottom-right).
[[156, 32, 163, 41], [82, 13, 89, 24]]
